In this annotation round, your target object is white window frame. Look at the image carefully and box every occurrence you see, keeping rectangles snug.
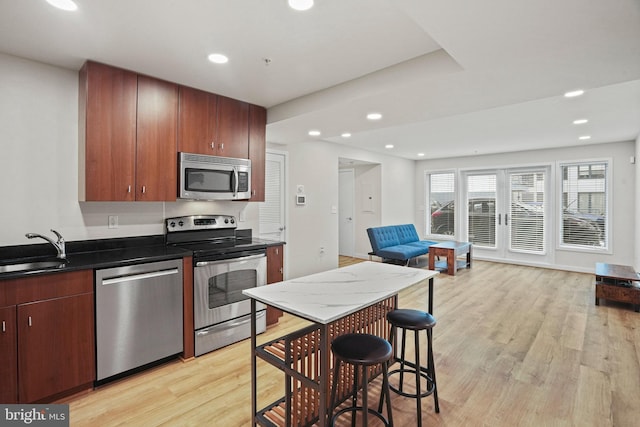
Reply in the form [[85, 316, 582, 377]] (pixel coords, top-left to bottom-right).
[[424, 169, 457, 239], [556, 158, 611, 253]]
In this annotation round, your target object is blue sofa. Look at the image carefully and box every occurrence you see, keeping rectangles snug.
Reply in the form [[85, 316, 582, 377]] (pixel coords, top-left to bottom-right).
[[366, 224, 437, 265]]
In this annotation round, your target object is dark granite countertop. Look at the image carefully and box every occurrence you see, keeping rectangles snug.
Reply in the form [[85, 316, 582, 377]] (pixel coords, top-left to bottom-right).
[[0, 235, 191, 281], [0, 234, 285, 281]]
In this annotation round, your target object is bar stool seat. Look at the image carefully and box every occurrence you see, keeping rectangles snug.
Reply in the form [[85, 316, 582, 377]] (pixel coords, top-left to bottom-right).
[[329, 333, 394, 426], [386, 309, 439, 427]]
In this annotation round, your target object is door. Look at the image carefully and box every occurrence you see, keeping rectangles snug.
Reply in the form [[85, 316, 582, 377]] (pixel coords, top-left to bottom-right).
[[259, 150, 287, 242], [18, 294, 94, 403], [136, 75, 178, 201], [0, 305, 17, 403], [464, 167, 549, 263], [81, 61, 137, 201], [339, 168, 355, 256]]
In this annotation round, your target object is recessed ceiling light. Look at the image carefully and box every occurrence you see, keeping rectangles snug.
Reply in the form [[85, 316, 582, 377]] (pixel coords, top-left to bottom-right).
[[573, 119, 589, 124], [46, 0, 78, 11], [308, 130, 321, 136], [385, 144, 394, 149], [341, 133, 351, 138], [579, 135, 591, 140], [208, 53, 229, 64], [288, 0, 314, 11], [564, 89, 584, 98], [417, 153, 425, 157], [367, 113, 382, 120]]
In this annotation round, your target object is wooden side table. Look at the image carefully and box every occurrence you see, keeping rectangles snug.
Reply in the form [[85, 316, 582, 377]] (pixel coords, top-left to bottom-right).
[[595, 263, 640, 312], [428, 241, 472, 275]]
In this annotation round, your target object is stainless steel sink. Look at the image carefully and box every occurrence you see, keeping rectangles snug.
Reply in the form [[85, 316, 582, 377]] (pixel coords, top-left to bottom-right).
[[0, 260, 66, 274]]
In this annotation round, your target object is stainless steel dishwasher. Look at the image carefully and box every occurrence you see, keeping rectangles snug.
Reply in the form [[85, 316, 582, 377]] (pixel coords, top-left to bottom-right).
[[95, 259, 183, 382]]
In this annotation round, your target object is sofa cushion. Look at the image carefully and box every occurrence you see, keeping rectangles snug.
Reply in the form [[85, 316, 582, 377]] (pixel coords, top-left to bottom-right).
[[395, 224, 421, 244], [377, 244, 427, 261], [366, 226, 400, 253]]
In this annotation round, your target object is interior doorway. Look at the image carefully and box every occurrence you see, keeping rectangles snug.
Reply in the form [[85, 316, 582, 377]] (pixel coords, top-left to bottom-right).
[[338, 158, 382, 261], [339, 168, 355, 256]]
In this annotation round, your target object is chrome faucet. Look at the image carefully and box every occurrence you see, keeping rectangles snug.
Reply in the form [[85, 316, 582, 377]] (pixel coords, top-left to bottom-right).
[[25, 229, 66, 260]]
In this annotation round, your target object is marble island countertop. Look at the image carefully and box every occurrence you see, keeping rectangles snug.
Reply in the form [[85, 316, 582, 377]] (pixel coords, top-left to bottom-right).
[[243, 261, 438, 324]]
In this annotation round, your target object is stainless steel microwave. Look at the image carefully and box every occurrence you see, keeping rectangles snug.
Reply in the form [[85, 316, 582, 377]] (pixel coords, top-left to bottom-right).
[[179, 152, 251, 200]]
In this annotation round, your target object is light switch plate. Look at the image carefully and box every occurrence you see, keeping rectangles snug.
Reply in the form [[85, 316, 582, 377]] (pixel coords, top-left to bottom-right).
[[108, 215, 118, 229]]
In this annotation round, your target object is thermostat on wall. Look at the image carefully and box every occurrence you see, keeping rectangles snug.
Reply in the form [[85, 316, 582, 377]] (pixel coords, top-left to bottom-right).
[[296, 194, 306, 205]]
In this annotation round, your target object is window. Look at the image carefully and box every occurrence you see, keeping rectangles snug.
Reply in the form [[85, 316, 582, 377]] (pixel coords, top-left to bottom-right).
[[427, 172, 455, 236], [560, 161, 608, 248]]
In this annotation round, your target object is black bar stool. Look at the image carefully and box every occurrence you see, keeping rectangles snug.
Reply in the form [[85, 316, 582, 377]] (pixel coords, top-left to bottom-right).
[[329, 333, 394, 426], [385, 309, 439, 427]]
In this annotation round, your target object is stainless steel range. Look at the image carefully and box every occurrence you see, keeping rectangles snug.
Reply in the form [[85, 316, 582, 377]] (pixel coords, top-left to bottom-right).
[[165, 215, 267, 356]]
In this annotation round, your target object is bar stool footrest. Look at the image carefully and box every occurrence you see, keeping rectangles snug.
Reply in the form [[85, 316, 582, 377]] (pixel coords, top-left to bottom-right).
[[388, 367, 436, 399], [331, 406, 391, 427]]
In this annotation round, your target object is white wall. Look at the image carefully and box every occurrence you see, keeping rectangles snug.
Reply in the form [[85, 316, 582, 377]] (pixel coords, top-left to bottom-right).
[[636, 134, 640, 270], [276, 140, 415, 279], [0, 53, 259, 247], [415, 141, 637, 272]]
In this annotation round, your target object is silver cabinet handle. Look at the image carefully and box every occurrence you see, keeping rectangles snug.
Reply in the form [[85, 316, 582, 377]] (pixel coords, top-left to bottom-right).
[[211, 142, 215, 150], [28, 316, 32, 327], [498, 213, 501, 225], [505, 214, 509, 226], [141, 185, 146, 194], [127, 185, 131, 193], [219, 143, 224, 151], [2, 320, 5, 333]]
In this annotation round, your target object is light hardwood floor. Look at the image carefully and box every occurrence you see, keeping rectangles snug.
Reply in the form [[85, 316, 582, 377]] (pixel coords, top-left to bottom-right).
[[64, 259, 640, 426]]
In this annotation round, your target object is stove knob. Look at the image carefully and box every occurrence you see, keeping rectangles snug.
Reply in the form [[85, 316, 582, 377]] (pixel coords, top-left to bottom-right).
[[224, 218, 229, 224], [169, 221, 176, 228], [230, 218, 235, 224], [178, 220, 184, 227]]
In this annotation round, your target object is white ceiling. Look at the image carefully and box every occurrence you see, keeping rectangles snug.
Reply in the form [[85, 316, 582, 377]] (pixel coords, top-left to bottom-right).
[[1, 0, 639, 160]]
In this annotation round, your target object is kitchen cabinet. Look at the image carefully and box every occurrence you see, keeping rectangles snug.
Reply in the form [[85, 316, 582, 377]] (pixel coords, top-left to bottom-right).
[[79, 61, 178, 201], [178, 86, 249, 159], [0, 270, 95, 403], [135, 75, 178, 201], [248, 104, 267, 201], [266, 245, 284, 326], [0, 305, 17, 403], [79, 61, 137, 201]]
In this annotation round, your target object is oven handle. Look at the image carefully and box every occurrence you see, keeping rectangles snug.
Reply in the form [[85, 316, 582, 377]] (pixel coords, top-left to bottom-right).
[[195, 253, 266, 267], [196, 311, 265, 336]]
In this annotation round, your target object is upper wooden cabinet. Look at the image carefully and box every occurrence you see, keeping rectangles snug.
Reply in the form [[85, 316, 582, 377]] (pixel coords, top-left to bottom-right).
[[249, 104, 267, 202], [79, 61, 137, 201], [178, 86, 249, 159], [79, 61, 178, 201], [136, 76, 178, 201]]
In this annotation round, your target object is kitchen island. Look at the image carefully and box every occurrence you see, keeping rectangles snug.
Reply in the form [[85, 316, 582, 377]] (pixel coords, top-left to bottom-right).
[[243, 261, 437, 426]]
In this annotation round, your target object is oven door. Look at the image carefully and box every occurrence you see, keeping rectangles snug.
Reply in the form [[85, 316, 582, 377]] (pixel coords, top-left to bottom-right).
[[193, 252, 266, 330]]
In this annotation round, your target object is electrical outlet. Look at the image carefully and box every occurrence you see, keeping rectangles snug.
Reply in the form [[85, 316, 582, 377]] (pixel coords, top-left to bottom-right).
[[108, 215, 118, 229]]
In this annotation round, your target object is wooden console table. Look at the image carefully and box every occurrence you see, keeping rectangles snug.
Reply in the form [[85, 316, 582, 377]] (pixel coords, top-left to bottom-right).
[[595, 263, 640, 312], [428, 241, 472, 276]]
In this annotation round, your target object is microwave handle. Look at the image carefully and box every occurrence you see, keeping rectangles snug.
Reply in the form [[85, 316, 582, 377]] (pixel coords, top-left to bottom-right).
[[233, 166, 239, 197]]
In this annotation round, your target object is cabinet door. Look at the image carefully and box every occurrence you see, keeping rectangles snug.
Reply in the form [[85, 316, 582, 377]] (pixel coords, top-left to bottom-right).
[[216, 96, 249, 159], [178, 86, 218, 155], [136, 75, 178, 201], [18, 293, 95, 403], [248, 104, 266, 201], [81, 61, 137, 201], [0, 305, 18, 403], [266, 245, 284, 326]]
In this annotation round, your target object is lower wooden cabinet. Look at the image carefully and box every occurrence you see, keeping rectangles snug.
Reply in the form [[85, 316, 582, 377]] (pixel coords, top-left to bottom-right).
[[0, 270, 95, 403], [0, 305, 18, 403], [266, 245, 284, 326]]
